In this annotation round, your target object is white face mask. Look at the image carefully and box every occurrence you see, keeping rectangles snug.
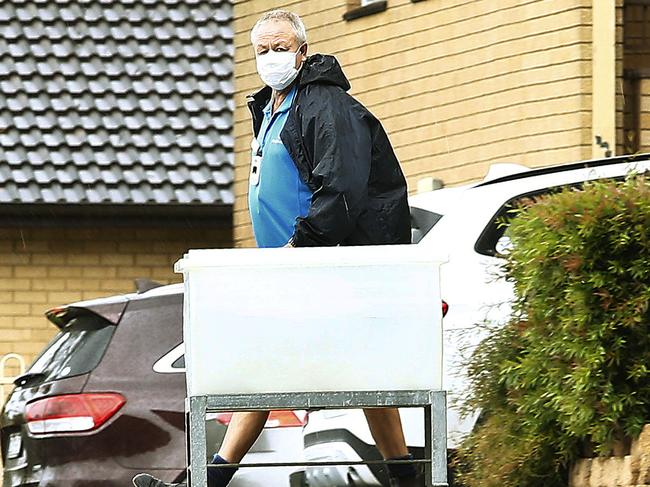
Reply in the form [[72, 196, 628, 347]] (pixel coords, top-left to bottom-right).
[[256, 45, 304, 91]]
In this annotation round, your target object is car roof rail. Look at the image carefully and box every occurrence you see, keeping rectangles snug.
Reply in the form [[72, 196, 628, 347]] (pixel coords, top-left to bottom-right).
[[475, 152, 650, 188]]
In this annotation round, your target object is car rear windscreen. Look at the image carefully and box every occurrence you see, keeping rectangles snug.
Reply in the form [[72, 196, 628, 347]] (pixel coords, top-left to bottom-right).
[[25, 313, 116, 383]]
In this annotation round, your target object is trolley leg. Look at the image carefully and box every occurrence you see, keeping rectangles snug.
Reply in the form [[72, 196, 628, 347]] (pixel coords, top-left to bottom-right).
[[188, 396, 208, 487], [424, 402, 432, 487], [430, 391, 448, 487]]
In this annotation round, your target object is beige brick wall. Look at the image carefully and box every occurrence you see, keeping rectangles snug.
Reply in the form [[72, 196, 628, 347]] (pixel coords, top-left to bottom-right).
[[232, 0, 595, 247], [0, 225, 231, 400]]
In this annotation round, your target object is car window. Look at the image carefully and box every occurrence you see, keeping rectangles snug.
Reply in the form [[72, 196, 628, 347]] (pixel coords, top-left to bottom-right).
[[411, 206, 443, 243], [25, 313, 116, 383], [474, 176, 626, 256], [172, 355, 185, 369]]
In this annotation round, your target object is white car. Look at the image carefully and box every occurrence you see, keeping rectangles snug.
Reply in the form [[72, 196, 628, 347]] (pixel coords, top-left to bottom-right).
[[302, 154, 650, 486]]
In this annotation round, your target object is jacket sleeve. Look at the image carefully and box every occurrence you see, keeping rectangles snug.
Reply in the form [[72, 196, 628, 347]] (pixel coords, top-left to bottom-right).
[[292, 88, 372, 246]]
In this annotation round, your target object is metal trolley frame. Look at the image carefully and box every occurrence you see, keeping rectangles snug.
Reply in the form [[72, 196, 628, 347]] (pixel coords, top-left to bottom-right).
[[186, 390, 448, 487]]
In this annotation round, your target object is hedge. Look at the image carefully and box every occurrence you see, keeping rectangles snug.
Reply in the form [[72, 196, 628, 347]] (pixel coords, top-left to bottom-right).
[[456, 175, 650, 487]]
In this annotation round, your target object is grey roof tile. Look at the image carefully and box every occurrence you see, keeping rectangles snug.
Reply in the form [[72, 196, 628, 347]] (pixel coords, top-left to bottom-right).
[[71, 150, 87, 166], [19, 186, 37, 203], [41, 186, 65, 202], [130, 188, 148, 204], [0, 0, 233, 207], [19, 131, 40, 147], [101, 168, 120, 184], [35, 113, 56, 129], [0, 186, 18, 202], [127, 6, 146, 22], [124, 114, 144, 130], [30, 39, 53, 59], [146, 166, 166, 183], [60, 6, 82, 22], [0, 154, 17, 172], [26, 147, 48, 165], [190, 167, 209, 185], [123, 166, 145, 184], [84, 5, 103, 22], [134, 24, 154, 40], [65, 186, 84, 203], [95, 150, 115, 166], [14, 113, 36, 130], [140, 150, 160, 167], [89, 24, 110, 40], [34, 166, 56, 184], [55, 168, 75, 184], [23, 78, 43, 94], [15, 59, 37, 76], [197, 188, 216, 204], [51, 150, 71, 165], [42, 132, 65, 147], [0, 131, 17, 147], [1, 78, 19, 94], [95, 96, 116, 112], [0, 166, 11, 184], [152, 187, 170, 204], [146, 114, 166, 130], [3, 23, 22, 40], [13, 167, 33, 184], [220, 189, 234, 205]]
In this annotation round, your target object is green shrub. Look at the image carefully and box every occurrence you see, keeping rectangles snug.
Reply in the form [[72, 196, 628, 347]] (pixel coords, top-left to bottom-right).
[[456, 175, 650, 487]]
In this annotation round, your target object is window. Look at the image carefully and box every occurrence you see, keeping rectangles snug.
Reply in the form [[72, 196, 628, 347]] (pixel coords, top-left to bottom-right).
[[410, 206, 443, 244], [474, 186, 574, 257], [152, 343, 186, 373], [343, 0, 387, 21], [20, 314, 116, 385], [474, 177, 627, 257]]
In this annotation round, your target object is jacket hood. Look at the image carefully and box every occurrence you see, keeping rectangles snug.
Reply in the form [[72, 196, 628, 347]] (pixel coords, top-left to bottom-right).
[[298, 54, 351, 91]]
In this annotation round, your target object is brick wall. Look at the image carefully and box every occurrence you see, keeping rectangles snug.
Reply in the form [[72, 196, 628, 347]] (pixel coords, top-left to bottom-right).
[[232, 0, 594, 247], [0, 224, 231, 394]]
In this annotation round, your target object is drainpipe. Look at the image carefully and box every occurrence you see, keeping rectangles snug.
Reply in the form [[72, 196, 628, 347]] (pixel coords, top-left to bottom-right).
[[592, 0, 617, 158]]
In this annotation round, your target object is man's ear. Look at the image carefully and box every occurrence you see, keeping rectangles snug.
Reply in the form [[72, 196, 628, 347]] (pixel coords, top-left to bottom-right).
[[296, 43, 308, 67]]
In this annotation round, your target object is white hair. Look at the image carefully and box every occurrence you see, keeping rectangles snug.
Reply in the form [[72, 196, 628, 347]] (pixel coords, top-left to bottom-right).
[[250, 10, 307, 45]]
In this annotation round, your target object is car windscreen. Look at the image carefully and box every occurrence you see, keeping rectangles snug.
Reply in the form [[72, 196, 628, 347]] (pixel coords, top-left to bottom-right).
[[24, 313, 116, 384], [410, 206, 443, 243]]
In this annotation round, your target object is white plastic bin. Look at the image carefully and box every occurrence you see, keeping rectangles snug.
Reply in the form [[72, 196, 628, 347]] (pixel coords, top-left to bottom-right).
[[175, 245, 444, 397]]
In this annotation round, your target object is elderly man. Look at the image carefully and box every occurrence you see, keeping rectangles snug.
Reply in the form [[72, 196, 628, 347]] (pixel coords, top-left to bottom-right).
[[133, 9, 417, 487]]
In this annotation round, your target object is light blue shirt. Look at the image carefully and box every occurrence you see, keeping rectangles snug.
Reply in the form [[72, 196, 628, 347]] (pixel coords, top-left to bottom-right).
[[248, 85, 312, 248]]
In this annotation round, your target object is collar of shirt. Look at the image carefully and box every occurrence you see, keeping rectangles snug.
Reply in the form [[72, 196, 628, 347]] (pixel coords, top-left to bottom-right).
[[263, 84, 298, 119]]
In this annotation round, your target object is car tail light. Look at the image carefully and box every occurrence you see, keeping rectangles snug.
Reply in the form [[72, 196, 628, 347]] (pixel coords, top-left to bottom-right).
[[442, 300, 449, 317], [214, 410, 308, 428], [25, 393, 126, 434]]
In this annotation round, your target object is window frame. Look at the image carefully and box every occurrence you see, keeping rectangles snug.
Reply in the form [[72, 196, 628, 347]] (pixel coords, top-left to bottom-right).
[[343, 0, 387, 21]]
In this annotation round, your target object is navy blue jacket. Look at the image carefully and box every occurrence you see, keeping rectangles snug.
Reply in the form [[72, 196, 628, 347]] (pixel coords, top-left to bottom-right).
[[247, 54, 411, 247]]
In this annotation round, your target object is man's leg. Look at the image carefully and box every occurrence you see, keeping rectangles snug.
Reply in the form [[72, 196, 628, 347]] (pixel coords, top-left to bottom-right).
[[364, 408, 418, 485], [133, 411, 270, 487], [217, 411, 270, 463], [364, 408, 409, 458]]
